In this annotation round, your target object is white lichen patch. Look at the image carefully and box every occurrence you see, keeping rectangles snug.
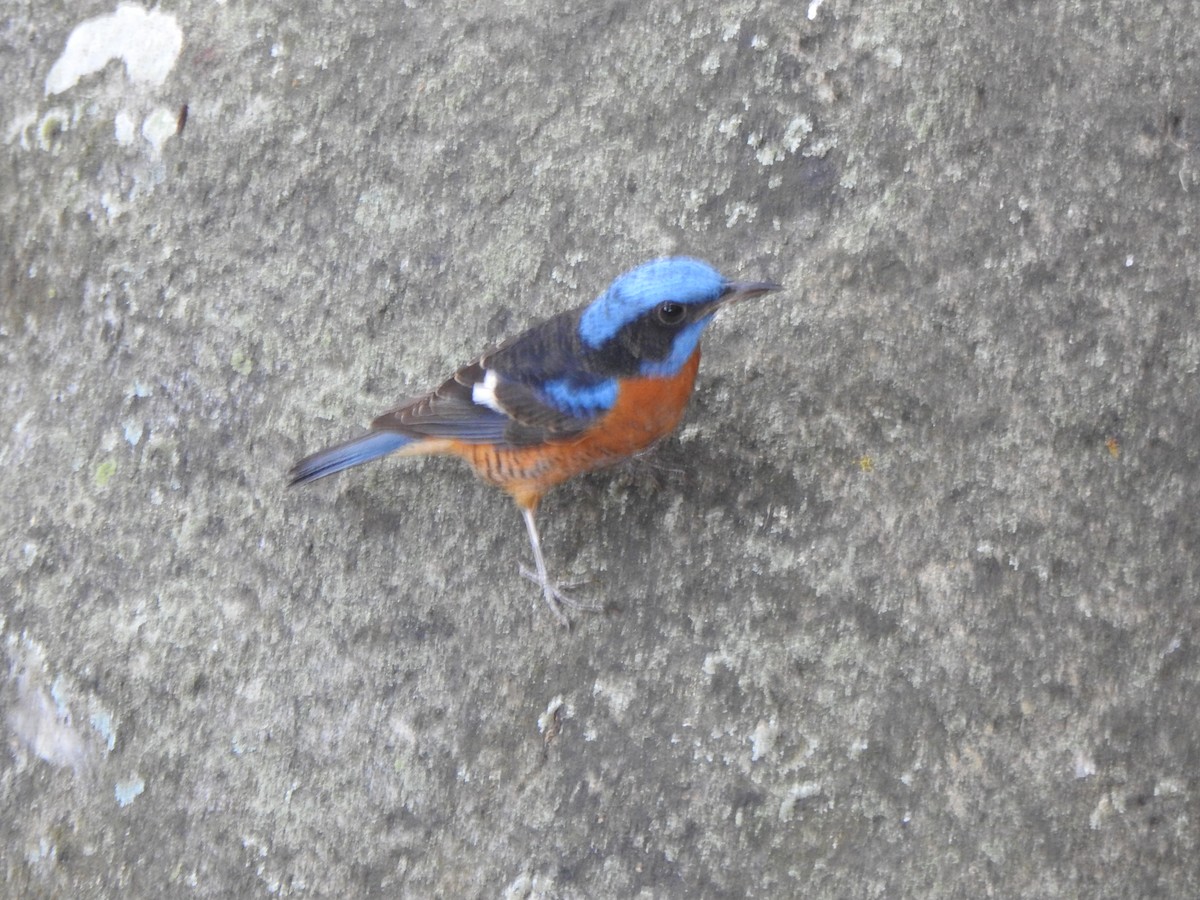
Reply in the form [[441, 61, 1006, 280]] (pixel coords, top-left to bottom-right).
[[753, 115, 819, 166], [45, 4, 183, 97], [114, 774, 145, 807], [537, 695, 566, 734], [592, 678, 635, 717], [778, 781, 822, 822], [5, 636, 90, 774], [140, 106, 179, 154], [749, 717, 779, 762], [114, 109, 136, 145]]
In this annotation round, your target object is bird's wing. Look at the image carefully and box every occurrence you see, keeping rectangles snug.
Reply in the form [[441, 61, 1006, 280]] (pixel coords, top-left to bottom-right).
[[370, 313, 617, 448]]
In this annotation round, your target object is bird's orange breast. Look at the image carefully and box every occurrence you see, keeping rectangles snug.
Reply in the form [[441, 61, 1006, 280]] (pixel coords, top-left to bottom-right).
[[451, 348, 702, 509]]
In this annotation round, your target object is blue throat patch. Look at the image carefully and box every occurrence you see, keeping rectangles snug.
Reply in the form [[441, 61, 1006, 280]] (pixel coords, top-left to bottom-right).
[[579, 257, 726, 349]]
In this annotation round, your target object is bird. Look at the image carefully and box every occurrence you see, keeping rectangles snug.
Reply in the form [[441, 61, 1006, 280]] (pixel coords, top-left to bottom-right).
[[289, 257, 781, 625]]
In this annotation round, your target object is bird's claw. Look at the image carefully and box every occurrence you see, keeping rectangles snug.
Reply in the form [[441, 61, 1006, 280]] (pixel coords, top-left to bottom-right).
[[519, 565, 602, 626]]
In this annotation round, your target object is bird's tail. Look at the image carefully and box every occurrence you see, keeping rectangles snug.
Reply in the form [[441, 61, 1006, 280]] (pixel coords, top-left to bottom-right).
[[288, 431, 413, 485]]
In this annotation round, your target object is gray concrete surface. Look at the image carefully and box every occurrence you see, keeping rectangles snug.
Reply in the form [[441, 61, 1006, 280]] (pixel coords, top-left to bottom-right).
[[3, 1, 1198, 896]]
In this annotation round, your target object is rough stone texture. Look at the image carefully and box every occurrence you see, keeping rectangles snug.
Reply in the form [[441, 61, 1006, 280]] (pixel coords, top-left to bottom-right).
[[3, 1, 1198, 897]]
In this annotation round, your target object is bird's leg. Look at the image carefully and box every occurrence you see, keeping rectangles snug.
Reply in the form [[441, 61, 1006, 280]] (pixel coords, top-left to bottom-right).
[[518, 505, 601, 626]]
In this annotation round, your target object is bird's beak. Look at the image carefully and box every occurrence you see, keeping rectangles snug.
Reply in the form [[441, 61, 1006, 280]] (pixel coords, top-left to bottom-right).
[[716, 280, 783, 307]]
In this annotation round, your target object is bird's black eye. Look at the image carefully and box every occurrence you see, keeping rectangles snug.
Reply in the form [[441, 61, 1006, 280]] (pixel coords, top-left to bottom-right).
[[656, 301, 686, 325]]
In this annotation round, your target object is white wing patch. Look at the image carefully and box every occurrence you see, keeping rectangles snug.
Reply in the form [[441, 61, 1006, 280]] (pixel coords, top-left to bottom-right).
[[470, 369, 506, 414]]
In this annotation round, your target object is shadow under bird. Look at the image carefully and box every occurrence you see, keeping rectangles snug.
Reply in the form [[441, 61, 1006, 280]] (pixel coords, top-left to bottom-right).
[[289, 257, 781, 625]]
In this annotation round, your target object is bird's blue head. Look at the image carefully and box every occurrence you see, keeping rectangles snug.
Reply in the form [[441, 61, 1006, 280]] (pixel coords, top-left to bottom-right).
[[578, 257, 780, 376]]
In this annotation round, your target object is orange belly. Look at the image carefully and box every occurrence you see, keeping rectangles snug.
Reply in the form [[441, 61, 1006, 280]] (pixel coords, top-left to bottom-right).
[[453, 348, 702, 509]]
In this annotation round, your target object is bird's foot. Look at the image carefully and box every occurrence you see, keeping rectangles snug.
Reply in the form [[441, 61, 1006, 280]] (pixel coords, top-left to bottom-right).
[[519, 565, 602, 627]]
